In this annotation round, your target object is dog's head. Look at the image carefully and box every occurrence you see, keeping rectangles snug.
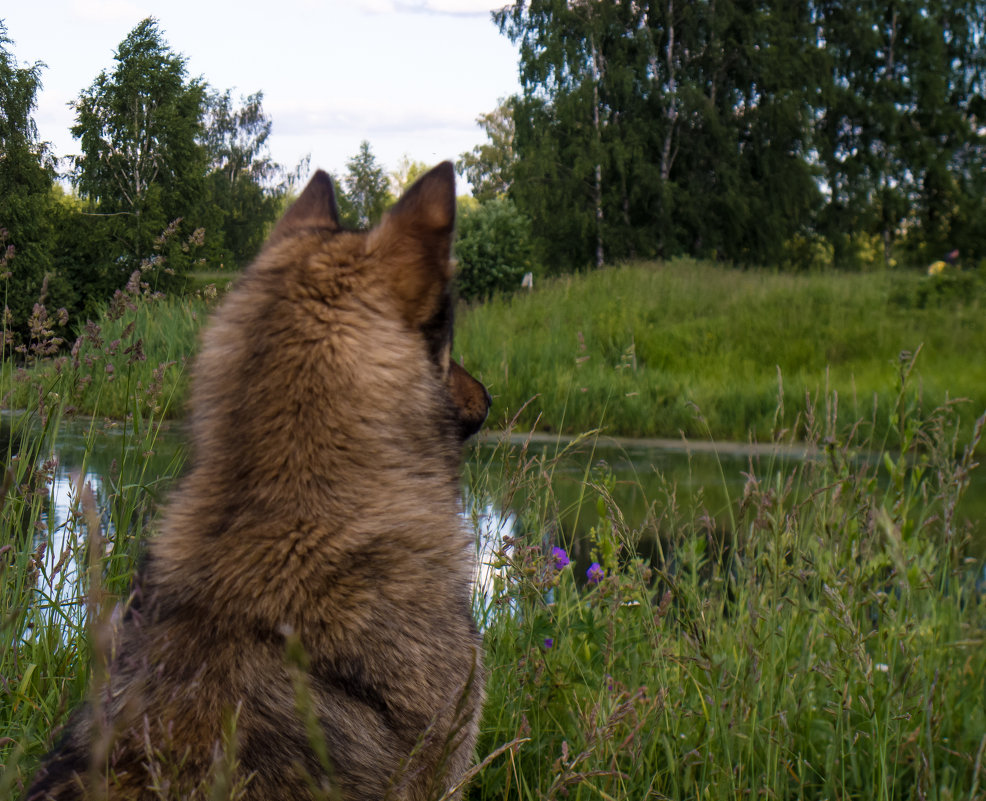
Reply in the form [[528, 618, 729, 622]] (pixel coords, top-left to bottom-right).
[[268, 162, 490, 441]]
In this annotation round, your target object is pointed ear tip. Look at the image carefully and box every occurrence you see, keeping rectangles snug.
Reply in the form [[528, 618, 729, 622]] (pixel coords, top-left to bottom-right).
[[310, 169, 335, 190], [272, 167, 339, 234], [425, 161, 456, 204], [415, 161, 454, 186], [436, 161, 455, 183]]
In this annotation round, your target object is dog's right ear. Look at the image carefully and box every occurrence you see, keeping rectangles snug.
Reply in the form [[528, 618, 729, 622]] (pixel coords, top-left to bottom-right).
[[268, 170, 340, 243], [369, 162, 456, 326]]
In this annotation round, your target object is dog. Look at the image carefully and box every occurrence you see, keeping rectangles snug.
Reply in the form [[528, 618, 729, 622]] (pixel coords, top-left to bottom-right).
[[27, 161, 490, 800]]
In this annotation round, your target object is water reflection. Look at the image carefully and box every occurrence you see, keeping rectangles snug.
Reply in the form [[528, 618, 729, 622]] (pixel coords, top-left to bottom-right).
[[471, 432, 986, 562], [27, 421, 986, 627], [42, 452, 520, 625], [468, 498, 515, 622]]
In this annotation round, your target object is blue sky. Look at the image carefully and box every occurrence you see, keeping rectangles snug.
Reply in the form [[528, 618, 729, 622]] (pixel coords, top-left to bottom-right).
[[2, 0, 520, 186]]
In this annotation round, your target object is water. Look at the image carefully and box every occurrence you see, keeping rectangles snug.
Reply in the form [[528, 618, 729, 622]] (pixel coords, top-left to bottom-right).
[[21, 419, 986, 615], [6, 415, 185, 630]]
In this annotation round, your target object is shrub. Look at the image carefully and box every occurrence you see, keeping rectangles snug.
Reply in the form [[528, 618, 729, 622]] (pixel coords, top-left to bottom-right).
[[454, 198, 534, 302]]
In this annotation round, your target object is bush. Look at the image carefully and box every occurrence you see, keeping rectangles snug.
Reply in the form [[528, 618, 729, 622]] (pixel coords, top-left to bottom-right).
[[889, 267, 986, 310], [454, 198, 534, 302]]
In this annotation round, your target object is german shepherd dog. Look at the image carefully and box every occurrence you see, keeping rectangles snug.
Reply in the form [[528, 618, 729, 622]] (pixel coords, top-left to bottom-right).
[[27, 163, 490, 800]]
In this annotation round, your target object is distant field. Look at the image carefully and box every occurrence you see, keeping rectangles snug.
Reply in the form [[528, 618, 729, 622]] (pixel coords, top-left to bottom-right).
[[456, 258, 986, 448]]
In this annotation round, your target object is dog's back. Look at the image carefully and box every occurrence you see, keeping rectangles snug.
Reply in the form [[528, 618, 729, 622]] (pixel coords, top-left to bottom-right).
[[27, 163, 489, 800]]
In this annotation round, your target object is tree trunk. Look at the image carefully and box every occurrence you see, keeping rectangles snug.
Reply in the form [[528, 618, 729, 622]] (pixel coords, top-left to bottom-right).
[[659, 0, 678, 184], [590, 34, 604, 268]]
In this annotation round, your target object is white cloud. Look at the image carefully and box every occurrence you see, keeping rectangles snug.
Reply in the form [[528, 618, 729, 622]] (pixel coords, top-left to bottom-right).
[[70, 0, 149, 23], [358, 0, 502, 15], [271, 97, 474, 139]]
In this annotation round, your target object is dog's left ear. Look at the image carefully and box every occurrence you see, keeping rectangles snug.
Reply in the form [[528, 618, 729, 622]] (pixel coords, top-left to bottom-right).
[[370, 161, 456, 326], [268, 170, 340, 244]]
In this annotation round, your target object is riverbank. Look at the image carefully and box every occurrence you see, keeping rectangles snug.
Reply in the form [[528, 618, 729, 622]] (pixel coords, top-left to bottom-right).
[[487, 428, 818, 458], [4, 257, 985, 797], [3, 298, 986, 796]]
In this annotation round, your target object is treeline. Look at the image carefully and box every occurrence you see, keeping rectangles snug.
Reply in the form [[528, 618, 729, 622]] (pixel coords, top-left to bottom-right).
[[466, 1, 986, 272], [6, 6, 985, 345], [0, 18, 305, 342], [1, 14, 517, 346]]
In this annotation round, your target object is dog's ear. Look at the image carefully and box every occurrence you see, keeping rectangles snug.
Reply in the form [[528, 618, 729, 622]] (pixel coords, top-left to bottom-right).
[[369, 161, 456, 326], [268, 170, 340, 242]]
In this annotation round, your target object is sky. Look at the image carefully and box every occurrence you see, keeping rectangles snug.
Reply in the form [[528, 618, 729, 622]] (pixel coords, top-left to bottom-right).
[[1, 0, 521, 188]]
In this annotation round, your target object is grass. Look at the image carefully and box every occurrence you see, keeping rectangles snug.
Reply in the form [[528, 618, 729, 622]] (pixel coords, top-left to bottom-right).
[[0, 365, 186, 797], [2, 284, 215, 422], [1, 264, 985, 798], [466, 378, 986, 799], [456, 259, 986, 448]]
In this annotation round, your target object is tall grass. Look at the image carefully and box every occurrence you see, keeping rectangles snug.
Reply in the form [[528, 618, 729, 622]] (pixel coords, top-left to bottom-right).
[[8, 259, 986, 446], [467, 365, 986, 799], [0, 283, 188, 795], [2, 289, 215, 421], [456, 259, 986, 447]]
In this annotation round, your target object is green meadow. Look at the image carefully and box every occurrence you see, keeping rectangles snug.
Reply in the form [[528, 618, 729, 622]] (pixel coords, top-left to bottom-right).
[[2, 261, 985, 798], [457, 259, 986, 448]]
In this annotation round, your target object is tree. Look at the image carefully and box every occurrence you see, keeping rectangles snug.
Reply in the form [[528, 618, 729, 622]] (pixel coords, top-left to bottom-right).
[[71, 17, 207, 283], [898, 1, 986, 262], [338, 141, 391, 228], [0, 21, 66, 338], [495, 0, 618, 269], [455, 197, 534, 302], [699, 0, 825, 265], [391, 154, 430, 195], [497, 1, 830, 268], [812, 1, 986, 268], [457, 100, 516, 201], [201, 89, 290, 268], [495, 0, 986, 271]]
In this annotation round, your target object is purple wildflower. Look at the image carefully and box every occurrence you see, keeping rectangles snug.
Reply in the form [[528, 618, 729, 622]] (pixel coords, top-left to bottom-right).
[[586, 562, 604, 585], [551, 546, 570, 570], [543, 637, 554, 649]]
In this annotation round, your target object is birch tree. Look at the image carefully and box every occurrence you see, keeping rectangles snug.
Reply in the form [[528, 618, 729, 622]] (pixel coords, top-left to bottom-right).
[[71, 17, 206, 265]]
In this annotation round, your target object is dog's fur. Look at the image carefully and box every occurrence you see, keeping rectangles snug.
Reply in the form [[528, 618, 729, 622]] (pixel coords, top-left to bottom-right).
[[27, 162, 490, 800]]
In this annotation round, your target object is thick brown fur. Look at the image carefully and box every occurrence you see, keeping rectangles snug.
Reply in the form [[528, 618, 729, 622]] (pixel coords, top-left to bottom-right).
[[27, 162, 490, 800]]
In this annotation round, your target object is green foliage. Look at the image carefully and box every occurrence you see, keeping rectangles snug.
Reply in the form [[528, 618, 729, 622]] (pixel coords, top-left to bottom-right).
[[391, 154, 430, 196], [454, 198, 534, 303], [1, 263, 984, 799], [0, 284, 188, 791], [4, 282, 213, 421], [201, 89, 292, 269], [7, 16, 299, 319], [812, 0, 986, 268], [0, 23, 67, 342], [457, 100, 515, 202], [491, 0, 986, 271], [455, 259, 986, 445], [889, 264, 986, 310], [337, 140, 392, 229], [71, 17, 208, 278]]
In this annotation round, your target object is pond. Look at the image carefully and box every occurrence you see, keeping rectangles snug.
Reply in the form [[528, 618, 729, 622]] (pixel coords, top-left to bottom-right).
[[19, 416, 986, 612]]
